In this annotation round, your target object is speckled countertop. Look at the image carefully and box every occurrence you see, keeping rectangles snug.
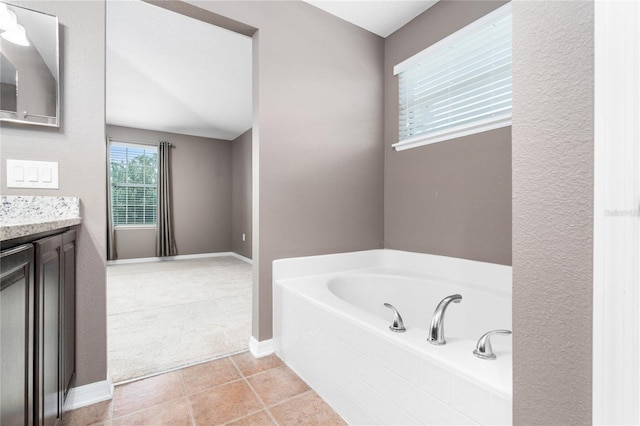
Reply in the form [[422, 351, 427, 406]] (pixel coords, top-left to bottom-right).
[[0, 196, 82, 241]]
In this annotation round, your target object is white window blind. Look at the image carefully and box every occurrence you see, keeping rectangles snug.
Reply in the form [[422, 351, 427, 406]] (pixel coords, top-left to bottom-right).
[[109, 142, 158, 226], [393, 3, 512, 151]]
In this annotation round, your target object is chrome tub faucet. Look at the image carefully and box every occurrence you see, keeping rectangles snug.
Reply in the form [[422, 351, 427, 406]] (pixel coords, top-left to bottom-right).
[[427, 294, 462, 345]]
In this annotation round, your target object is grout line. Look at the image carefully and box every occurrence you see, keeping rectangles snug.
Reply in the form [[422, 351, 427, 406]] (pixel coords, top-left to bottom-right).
[[230, 357, 275, 422], [177, 371, 197, 426], [265, 389, 314, 409], [109, 395, 115, 426]]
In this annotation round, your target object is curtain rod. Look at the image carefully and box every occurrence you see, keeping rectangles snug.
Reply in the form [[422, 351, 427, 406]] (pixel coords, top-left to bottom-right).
[[107, 136, 175, 147]]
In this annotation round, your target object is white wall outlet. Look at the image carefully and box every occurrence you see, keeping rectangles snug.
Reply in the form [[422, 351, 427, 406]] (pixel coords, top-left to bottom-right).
[[242, 233, 246, 242], [7, 159, 59, 189]]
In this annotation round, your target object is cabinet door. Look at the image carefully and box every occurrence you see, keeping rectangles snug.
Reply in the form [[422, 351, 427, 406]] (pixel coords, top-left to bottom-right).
[[34, 235, 62, 426], [61, 230, 76, 399], [0, 244, 35, 426]]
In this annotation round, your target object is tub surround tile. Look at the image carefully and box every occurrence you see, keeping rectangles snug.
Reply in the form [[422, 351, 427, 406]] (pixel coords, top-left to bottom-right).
[[0, 195, 81, 240], [452, 374, 493, 424], [420, 357, 454, 405]]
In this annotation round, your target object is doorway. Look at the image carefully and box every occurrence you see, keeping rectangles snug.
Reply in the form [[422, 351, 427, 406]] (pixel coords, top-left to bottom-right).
[[105, 0, 255, 383]]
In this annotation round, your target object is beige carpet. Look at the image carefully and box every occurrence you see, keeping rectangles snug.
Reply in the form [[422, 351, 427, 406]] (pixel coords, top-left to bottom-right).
[[107, 256, 252, 383]]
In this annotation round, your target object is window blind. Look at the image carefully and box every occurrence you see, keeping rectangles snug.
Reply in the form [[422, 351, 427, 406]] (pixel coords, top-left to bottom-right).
[[109, 142, 158, 226], [393, 3, 512, 151]]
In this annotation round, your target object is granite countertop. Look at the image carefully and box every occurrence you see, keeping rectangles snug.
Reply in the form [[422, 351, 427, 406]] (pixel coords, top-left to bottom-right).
[[0, 196, 82, 241]]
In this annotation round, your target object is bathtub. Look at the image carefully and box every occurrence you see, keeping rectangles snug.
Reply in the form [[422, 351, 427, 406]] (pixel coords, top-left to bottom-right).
[[273, 249, 512, 425]]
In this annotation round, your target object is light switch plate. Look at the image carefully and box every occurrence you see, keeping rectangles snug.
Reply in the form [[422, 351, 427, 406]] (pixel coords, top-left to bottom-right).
[[7, 159, 59, 189]]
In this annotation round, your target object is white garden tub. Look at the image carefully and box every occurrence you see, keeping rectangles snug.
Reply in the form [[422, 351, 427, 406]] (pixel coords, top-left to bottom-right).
[[273, 249, 512, 425]]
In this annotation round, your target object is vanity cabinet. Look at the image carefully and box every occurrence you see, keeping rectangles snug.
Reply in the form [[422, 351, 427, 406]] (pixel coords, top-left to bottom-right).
[[0, 244, 35, 426], [0, 228, 76, 426]]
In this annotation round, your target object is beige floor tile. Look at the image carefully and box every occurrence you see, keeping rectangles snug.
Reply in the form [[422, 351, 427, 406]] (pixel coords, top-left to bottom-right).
[[62, 399, 112, 426], [112, 397, 192, 425], [231, 352, 284, 377], [247, 366, 310, 407], [269, 392, 346, 426], [112, 372, 184, 418], [189, 380, 263, 425], [181, 357, 241, 394], [224, 410, 275, 425]]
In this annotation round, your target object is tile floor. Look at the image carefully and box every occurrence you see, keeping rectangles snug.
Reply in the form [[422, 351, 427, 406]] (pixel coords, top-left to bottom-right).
[[63, 351, 346, 426]]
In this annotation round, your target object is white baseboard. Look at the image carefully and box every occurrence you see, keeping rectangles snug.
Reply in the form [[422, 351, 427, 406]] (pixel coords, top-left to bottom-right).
[[230, 252, 253, 264], [64, 374, 113, 411], [107, 251, 253, 265], [249, 336, 274, 358]]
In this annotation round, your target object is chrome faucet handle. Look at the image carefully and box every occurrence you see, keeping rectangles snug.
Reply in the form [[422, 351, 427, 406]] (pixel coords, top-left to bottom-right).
[[383, 303, 406, 333], [473, 329, 512, 360]]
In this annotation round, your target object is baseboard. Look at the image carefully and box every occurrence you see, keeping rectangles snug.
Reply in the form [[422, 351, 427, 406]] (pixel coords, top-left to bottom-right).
[[107, 251, 252, 265], [249, 336, 274, 358], [230, 252, 253, 264], [63, 374, 114, 411]]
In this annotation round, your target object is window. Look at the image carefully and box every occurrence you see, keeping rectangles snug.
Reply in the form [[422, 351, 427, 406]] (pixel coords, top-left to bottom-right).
[[109, 142, 158, 226], [393, 3, 512, 151]]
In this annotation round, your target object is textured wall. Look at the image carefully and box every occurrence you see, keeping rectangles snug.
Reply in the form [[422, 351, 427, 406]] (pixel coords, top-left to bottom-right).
[[191, 1, 385, 340], [512, 1, 594, 423], [384, 0, 512, 266], [231, 129, 252, 259], [107, 125, 233, 258], [0, 1, 107, 386]]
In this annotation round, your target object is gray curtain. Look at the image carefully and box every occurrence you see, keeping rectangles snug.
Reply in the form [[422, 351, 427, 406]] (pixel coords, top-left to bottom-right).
[[156, 141, 176, 257], [106, 137, 117, 260]]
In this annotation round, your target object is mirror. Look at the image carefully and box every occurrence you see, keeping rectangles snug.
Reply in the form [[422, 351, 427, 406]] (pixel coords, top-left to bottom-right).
[[0, 2, 59, 127]]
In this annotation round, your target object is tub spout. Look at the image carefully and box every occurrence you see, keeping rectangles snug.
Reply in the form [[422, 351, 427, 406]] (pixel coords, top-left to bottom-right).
[[383, 303, 406, 333], [427, 294, 462, 345]]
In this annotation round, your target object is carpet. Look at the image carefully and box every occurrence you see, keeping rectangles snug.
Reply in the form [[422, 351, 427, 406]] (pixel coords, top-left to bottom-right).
[[107, 256, 252, 383]]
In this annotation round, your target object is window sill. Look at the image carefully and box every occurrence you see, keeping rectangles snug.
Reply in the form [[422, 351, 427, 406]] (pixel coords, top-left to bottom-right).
[[392, 116, 511, 152]]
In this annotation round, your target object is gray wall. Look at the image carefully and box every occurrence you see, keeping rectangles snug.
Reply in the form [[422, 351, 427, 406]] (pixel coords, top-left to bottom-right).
[[0, 0, 107, 387], [1, 0, 384, 388], [106, 125, 233, 259], [512, 1, 593, 423], [384, 0, 512, 266], [192, 1, 385, 340], [231, 128, 252, 259]]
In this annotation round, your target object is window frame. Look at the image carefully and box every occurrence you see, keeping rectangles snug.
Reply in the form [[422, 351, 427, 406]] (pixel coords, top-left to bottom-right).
[[393, 2, 512, 151]]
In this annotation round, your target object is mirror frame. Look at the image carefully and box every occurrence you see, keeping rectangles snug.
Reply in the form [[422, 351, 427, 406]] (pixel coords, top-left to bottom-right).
[[0, 2, 60, 128]]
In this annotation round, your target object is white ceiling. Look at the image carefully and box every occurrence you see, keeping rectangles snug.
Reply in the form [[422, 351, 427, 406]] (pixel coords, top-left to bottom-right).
[[106, 0, 252, 140], [106, 0, 438, 141], [303, 1, 438, 38]]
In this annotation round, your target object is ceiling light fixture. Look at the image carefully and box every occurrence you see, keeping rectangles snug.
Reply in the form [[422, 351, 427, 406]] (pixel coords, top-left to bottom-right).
[[2, 24, 29, 46], [0, 3, 30, 46]]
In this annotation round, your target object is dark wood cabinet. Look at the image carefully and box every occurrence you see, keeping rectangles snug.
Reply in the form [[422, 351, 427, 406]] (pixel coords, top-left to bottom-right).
[[61, 231, 76, 399], [0, 244, 35, 426], [0, 228, 76, 426]]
